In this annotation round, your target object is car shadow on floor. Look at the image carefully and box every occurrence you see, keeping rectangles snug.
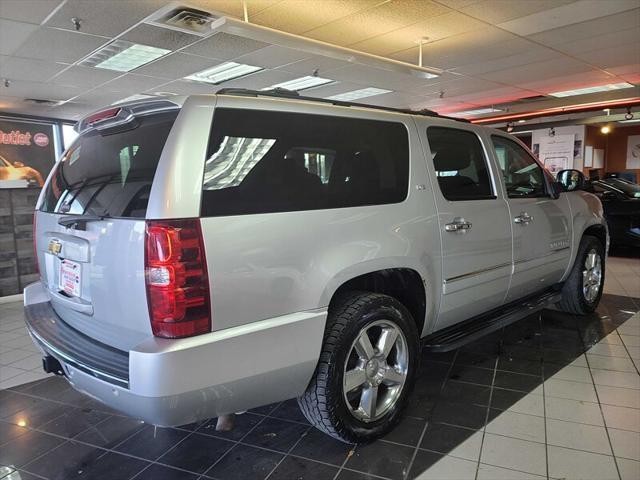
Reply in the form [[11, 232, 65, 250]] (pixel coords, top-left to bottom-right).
[[0, 293, 638, 480]]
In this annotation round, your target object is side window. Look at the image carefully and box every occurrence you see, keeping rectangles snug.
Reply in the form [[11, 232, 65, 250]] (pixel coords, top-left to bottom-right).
[[492, 136, 547, 198], [201, 109, 409, 216], [426, 127, 494, 201]]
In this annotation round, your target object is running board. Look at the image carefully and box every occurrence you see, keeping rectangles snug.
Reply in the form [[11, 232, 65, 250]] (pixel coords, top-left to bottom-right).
[[423, 288, 562, 352]]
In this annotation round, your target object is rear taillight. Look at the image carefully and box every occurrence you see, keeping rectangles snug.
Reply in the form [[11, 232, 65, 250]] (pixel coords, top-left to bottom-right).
[[32, 211, 39, 276], [144, 219, 211, 338]]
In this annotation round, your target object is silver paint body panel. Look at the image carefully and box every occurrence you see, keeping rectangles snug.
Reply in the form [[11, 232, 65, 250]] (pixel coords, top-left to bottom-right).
[[27, 93, 607, 426]]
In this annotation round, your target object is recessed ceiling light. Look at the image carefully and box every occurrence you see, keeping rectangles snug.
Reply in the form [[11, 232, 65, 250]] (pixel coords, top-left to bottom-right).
[[185, 62, 263, 84], [327, 87, 393, 101], [265, 76, 335, 91], [79, 40, 170, 72], [449, 107, 502, 117], [549, 82, 635, 98]]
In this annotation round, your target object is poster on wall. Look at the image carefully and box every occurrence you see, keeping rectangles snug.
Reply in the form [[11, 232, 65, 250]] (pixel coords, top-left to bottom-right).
[[538, 134, 575, 175], [627, 135, 640, 169], [531, 125, 585, 170], [0, 118, 56, 188]]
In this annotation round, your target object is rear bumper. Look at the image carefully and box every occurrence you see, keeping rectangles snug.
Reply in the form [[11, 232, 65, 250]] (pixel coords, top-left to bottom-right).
[[23, 281, 326, 426]]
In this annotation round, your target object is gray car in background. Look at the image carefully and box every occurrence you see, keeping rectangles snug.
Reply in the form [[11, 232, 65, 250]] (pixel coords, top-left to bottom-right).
[[24, 90, 608, 443]]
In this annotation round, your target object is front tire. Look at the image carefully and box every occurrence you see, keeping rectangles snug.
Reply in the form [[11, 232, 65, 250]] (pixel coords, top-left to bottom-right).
[[557, 235, 605, 314], [298, 292, 419, 444]]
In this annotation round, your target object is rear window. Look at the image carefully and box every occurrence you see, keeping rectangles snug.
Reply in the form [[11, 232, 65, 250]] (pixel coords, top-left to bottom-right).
[[41, 111, 178, 218], [201, 108, 409, 217]]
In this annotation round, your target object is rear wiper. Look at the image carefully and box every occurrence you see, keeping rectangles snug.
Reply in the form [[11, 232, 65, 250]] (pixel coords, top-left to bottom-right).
[[58, 215, 106, 231]]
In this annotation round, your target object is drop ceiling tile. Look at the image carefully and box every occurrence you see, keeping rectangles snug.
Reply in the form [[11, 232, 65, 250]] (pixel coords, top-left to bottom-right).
[[449, 86, 537, 105], [450, 46, 563, 76], [47, 101, 94, 120], [528, 9, 640, 46], [498, 0, 639, 36], [518, 69, 614, 92], [121, 23, 201, 51], [50, 65, 123, 88], [479, 57, 592, 85], [234, 45, 311, 69], [182, 32, 269, 60], [0, 55, 68, 81], [460, 0, 577, 24], [574, 43, 640, 69], [305, 0, 451, 46], [349, 11, 484, 57], [327, 64, 434, 91], [12, 27, 107, 63], [250, 0, 374, 35], [70, 89, 138, 107], [0, 79, 83, 101], [134, 52, 219, 80], [0, 95, 55, 116], [556, 27, 640, 56], [0, 0, 63, 24], [146, 80, 215, 96], [44, 0, 162, 37], [0, 19, 39, 55], [434, 0, 479, 8], [277, 56, 352, 76], [299, 81, 364, 98], [99, 73, 169, 94]]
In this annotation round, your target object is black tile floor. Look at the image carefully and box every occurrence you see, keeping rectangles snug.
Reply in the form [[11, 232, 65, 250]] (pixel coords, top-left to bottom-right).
[[1, 293, 638, 480]]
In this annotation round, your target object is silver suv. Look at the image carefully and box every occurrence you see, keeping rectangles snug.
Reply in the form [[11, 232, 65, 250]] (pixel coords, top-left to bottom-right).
[[24, 89, 608, 443]]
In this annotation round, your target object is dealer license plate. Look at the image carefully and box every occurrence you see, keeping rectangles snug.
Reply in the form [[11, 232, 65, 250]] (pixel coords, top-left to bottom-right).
[[59, 259, 81, 297]]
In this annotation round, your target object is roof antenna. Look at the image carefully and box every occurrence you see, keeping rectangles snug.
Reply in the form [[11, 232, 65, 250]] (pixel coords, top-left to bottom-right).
[[312, 69, 319, 77], [71, 17, 81, 31]]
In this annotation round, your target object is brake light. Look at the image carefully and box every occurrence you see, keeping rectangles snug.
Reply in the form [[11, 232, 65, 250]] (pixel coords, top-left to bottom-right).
[[85, 107, 121, 125], [144, 219, 211, 338]]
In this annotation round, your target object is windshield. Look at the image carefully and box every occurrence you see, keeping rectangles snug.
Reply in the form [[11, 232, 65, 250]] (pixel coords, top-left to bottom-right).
[[41, 111, 178, 218], [599, 178, 640, 198]]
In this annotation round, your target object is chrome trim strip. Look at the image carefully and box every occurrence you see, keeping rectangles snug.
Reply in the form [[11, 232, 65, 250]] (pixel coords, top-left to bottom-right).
[[514, 246, 570, 265], [444, 262, 512, 284], [27, 327, 129, 389]]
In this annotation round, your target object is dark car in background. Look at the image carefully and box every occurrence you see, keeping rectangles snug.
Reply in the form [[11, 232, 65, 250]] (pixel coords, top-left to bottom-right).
[[591, 177, 640, 248]]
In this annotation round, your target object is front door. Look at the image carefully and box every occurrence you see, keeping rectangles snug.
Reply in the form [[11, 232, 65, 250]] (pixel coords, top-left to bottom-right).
[[423, 126, 513, 330], [490, 135, 572, 302]]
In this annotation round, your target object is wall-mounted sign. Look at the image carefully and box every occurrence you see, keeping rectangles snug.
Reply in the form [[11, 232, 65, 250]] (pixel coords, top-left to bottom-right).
[[538, 134, 575, 175], [627, 135, 640, 169], [0, 118, 56, 188]]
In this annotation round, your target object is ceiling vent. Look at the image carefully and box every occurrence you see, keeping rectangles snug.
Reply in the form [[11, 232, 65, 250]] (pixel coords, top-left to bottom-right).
[[146, 4, 224, 37]]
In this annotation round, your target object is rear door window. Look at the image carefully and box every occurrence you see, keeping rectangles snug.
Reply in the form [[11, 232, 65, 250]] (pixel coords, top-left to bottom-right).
[[41, 111, 178, 218], [426, 127, 495, 201], [201, 108, 409, 217]]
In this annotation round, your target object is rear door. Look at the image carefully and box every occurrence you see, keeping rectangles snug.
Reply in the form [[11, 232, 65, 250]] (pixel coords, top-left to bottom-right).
[[422, 125, 513, 330], [35, 106, 179, 350], [489, 134, 572, 302]]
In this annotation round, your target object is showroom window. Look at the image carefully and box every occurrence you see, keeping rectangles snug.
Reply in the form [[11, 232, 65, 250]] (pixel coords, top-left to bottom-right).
[[201, 108, 409, 216], [426, 127, 495, 201], [492, 135, 547, 198]]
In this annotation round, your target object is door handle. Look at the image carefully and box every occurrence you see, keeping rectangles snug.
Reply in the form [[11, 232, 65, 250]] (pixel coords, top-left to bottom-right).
[[514, 212, 534, 225], [444, 219, 472, 233]]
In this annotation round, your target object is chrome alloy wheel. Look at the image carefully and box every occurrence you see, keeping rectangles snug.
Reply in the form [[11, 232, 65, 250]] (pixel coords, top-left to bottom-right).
[[582, 248, 603, 303], [342, 319, 409, 423]]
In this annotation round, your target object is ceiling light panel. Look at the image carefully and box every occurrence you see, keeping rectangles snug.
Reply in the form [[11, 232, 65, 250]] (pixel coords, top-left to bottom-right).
[[549, 82, 635, 98], [449, 107, 502, 117], [79, 40, 170, 72], [266, 76, 335, 91], [327, 87, 393, 101], [185, 62, 263, 84]]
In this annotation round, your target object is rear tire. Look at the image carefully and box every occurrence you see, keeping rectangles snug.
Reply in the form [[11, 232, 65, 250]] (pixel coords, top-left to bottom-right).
[[298, 292, 419, 444], [557, 235, 605, 314]]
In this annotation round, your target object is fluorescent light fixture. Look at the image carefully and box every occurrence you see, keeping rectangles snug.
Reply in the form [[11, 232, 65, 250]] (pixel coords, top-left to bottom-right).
[[265, 76, 334, 91], [549, 82, 634, 98], [79, 40, 170, 72], [449, 107, 502, 117], [185, 62, 263, 84], [327, 87, 393, 101]]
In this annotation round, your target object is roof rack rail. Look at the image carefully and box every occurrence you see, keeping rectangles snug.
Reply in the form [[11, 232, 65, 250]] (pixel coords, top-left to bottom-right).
[[215, 88, 469, 122]]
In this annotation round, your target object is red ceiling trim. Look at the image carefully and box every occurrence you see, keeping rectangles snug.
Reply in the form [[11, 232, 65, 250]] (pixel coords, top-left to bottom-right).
[[470, 97, 640, 124]]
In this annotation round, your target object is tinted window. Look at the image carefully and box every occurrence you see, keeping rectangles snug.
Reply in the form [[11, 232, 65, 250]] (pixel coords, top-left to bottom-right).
[[41, 111, 178, 218], [492, 136, 546, 198], [426, 127, 494, 201], [201, 109, 409, 216]]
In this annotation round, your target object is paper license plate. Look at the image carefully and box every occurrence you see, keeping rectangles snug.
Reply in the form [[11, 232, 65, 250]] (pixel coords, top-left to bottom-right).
[[59, 259, 81, 297]]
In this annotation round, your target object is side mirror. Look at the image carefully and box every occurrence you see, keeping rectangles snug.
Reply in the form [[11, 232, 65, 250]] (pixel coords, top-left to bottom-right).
[[556, 169, 586, 192]]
